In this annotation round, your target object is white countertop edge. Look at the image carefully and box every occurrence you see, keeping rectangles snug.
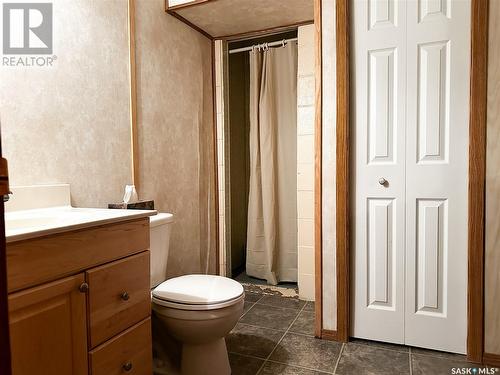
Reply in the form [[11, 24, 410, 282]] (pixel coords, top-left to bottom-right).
[[6, 208, 157, 244]]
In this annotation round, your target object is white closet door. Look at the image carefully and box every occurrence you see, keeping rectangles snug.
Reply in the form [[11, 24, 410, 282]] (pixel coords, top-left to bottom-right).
[[405, 0, 470, 354], [352, 0, 407, 344]]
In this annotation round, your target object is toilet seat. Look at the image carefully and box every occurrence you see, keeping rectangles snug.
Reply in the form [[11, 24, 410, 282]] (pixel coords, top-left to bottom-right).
[[152, 274, 244, 311]]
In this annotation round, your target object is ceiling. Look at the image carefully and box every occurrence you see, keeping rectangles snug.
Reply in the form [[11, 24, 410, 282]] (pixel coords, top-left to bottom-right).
[[168, 0, 314, 39]]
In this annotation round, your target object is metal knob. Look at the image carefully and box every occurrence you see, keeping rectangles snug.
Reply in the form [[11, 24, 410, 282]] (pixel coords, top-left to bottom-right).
[[122, 362, 133, 372], [120, 292, 130, 301], [379, 178, 387, 186], [79, 283, 89, 293]]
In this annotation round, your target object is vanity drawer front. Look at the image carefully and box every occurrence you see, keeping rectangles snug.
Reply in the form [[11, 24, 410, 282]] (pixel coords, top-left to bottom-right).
[[87, 251, 150, 348], [90, 318, 152, 375]]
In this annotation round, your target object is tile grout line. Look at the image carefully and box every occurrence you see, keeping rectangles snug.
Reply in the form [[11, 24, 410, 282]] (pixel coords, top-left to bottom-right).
[[253, 300, 308, 312], [349, 341, 410, 355], [333, 343, 345, 374], [228, 352, 334, 375], [235, 322, 314, 338], [409, 346, 413, 375], [239, 300, 259, 320], [255, 302, 308, 375]]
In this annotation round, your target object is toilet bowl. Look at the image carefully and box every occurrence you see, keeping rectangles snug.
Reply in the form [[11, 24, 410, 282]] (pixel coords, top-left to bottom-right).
[[149, 214, 244, 375]]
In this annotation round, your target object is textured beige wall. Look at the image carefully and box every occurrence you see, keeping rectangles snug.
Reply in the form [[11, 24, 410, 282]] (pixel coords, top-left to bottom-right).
[[1, 0, 216, 277], [176, 0, 314, 38], [485, 0, 500, 355], [321, 0, 337, 331], [135, 0, 215, 277], [0, 0, 131, 208]]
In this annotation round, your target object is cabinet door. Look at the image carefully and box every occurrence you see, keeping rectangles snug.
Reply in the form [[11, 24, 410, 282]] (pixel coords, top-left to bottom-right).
[[9, 274, 88, 375]]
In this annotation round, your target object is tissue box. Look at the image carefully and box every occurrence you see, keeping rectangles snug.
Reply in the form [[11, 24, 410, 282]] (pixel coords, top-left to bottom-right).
[[108, 200, 155, 210]]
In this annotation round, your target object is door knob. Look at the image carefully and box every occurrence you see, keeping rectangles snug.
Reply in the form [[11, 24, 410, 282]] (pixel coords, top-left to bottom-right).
[[379, 178, 387, 186]]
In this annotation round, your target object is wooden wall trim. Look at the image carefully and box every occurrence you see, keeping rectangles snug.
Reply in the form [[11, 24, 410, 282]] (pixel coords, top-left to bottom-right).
[[335, 0, 350, 343], [211, 41, 220, 275], [166, 10, 214, 40], [166, 0, 216, 12], [321, 329, 338, 341], [467, 0, 489, 363], [128, 0, 140, 192], [216, 21, 314, 41], [313, 0, 323, 339], [483, 353, 500, 368], [0, 202, 11, 374]]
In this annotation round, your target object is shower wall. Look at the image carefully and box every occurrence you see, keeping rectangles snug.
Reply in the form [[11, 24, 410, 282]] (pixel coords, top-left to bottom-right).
[[297, 25, 316, 300], [228, 52, 251, 274]]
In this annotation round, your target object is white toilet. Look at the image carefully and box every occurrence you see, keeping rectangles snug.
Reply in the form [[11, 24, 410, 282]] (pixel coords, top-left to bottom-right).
[[149, 213, 244, 375]]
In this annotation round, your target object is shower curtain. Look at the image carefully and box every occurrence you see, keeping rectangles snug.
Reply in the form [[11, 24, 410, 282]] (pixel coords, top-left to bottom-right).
[[246, 43, 298, 285]]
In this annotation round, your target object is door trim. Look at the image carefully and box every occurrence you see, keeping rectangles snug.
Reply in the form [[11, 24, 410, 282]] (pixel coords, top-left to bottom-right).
[[335, 0, 488, 360], [313, 0, 323, 338], [334, 0, 350, 343], [467, 0, 489, 364]]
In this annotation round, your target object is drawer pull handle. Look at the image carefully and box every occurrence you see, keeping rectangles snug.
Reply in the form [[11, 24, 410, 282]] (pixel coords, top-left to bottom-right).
[[120, 292, 130, 301], [122, 362, 133, 372], [79, 283, 89, 293]]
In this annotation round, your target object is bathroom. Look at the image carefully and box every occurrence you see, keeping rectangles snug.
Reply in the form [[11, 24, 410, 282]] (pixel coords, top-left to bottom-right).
[[0, 0, 499, 374]]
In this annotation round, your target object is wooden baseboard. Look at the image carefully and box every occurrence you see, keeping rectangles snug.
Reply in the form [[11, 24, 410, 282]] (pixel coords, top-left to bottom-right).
[[483, 353, 500, 367], [320, 329, 339, 341]]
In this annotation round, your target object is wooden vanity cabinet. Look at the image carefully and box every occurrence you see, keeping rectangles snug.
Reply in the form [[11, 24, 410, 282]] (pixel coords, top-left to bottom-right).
[[8, 274, 88, 375], [6, 218, 152, 375]]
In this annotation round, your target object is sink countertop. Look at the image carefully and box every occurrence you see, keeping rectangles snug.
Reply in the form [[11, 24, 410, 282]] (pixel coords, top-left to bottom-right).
[[5, 206, 156, 243]]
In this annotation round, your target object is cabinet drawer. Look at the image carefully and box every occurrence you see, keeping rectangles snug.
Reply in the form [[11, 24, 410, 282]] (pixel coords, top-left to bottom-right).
[[87, 251, 150, 348], [90, 318, 152, 375]]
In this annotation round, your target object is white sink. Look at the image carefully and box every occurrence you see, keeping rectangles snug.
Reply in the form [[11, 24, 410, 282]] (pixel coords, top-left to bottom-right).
[[5, 185, 156, 243]]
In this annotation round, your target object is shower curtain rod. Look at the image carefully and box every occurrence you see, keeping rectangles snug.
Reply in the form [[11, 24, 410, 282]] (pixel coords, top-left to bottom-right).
[[228, 37, 298, 54]]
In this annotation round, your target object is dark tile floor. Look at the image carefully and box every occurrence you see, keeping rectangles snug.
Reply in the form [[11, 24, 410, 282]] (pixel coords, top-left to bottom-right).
[[154, 284, 498, 374], [228, 288, 497, 375]]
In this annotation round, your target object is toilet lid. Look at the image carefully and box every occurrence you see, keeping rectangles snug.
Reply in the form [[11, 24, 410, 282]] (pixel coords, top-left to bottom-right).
[[152, 274, 244, 305]]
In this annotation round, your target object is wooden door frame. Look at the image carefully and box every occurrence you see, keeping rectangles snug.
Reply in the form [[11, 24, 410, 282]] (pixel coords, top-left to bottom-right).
[[334, 0, 489, 363]]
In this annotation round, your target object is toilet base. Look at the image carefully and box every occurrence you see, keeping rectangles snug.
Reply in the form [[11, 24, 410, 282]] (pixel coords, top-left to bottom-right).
[[181, 338, 231, 375]]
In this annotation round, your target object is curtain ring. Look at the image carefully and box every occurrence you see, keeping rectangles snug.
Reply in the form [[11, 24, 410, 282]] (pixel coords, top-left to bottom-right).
[[282, 39, 286, 47]]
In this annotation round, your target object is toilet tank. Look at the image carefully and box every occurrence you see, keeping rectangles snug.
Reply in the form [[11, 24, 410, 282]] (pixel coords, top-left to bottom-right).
[[149, 213, 174, 288]]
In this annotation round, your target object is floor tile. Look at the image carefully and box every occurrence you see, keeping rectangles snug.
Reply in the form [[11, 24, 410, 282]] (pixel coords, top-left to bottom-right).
[[336, 343, 410, 375], [258, 295, 306, 310], [269, 333, 342, 373], [229, 353, 264, 375], [226, 323, 285, 359], [303, 302, 315, 312], [245, 292, 263, 302], [411, 346, 467, 361], [259, 361, 329, 374], [240, 303, 300, 331], [411, 354, 487, 375], [242, 301, 255, 314], [350, 338, 409, 353], [289, 310, 315, 336]]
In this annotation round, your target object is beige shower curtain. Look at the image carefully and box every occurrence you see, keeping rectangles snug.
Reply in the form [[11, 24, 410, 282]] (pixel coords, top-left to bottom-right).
[[246, 43, 298, 285]]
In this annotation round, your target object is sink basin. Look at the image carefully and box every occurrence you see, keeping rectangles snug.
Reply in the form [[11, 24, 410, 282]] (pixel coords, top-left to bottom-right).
[[6, 216, 63, 231], [5, 206, 156, 243]]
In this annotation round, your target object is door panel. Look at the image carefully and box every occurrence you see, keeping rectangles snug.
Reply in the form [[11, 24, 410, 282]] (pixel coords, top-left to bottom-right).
[[367, 198, 396, 309], [352, 0, 406, 344], [405, 0, 469, 353], [352, 0, 470, 353]]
